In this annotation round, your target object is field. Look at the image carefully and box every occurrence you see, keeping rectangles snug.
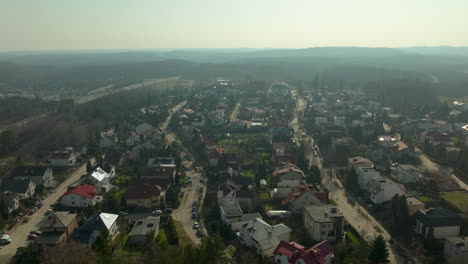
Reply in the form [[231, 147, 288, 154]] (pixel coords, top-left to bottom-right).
[[216, 132, 270, 166], [437, 96, 468, 104], [441, 191, 468, 213]]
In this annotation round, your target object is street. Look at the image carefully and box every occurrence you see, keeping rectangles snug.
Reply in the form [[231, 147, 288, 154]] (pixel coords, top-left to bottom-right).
[[0, 163, 86, 262], [290, 94, 402, 264]]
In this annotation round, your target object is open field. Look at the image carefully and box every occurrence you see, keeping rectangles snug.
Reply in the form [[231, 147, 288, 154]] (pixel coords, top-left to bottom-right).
[[437, 96, 468, 104], [441, 190, 468, 213]]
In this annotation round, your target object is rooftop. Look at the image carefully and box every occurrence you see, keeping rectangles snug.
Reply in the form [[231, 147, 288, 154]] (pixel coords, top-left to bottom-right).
[[129, 217, 159, 237], [304, 204, 342, 223]]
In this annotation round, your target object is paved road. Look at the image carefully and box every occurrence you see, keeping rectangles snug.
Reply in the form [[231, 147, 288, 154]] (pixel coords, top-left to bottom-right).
[[159, 101, 207, 245], [290, 94, 402, 264], [0, 163, 86, 262]]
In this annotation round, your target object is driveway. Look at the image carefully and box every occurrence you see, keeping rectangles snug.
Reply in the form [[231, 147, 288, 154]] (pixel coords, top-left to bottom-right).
[[0, 163, 86, 263]]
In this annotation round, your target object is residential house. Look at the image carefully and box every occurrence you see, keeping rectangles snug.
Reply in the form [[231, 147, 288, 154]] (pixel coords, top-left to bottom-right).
[[218, 153, 240, 174], [147, 157, 175, 167], [272, 164, 305, 182], [314, 117, 329, 128], [237, 218, 292, 256], [274, 180, 301, 199], [127, 217, 159, 246], [207, 146, 224, 167], [273, 240, 334, 264], [369, 178, 406, 204], [414, 208, 461, 239], [407, 196, 425, 216], [303, 205, 344, 242], [38, 211, 78, 246], [90, 167, 114, 192], [272, 142, 290, 155], [282, 184, 329, 214], [272, 154, 297, 169], [445, 147, 461, 163], [220, 203, 243, 225], [333, 116, 346, 128], [13, 165, 53, 187], [140, 165, 176, 182], [126, 132, 140, 147], [0, 178, 36, 199], [444, 237, 468, 264], [347, 156, 374, 170], [60, 184, 98, 208], [125, 182, 164, 209], [356, 167, 381, 190], [72, 212, 119, 247], [395, 164, 421, 183], [225, 212, 262, 231], [0, 191, 20, 213], [49, 149, 77, 167], [135, 121, 154, 136], [100, 130, 118, 149], [391, 141, 417, 163]]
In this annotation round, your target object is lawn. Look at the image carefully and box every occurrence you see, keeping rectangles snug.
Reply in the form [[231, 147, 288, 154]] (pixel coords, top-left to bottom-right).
[[416, 195, 433, 203], [241, 169, 255, 178], [441, 191, 468, 213], [260, 191, 270, 200], [173, 220, 193, 247]]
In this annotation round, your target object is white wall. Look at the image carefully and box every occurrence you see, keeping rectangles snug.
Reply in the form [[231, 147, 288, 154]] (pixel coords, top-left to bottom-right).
[[60, 193, 94, 208]]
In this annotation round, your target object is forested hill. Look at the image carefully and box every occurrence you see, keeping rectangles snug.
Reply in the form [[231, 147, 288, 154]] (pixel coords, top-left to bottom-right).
[[1, 47, 468, 96]]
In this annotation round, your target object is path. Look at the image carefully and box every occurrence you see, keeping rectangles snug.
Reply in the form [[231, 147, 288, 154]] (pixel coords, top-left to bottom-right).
[[0, 163, 86, 262]]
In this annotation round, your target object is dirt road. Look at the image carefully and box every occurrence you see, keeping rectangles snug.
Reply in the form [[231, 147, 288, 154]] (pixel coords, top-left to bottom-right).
[[0, 163, 86, 262]]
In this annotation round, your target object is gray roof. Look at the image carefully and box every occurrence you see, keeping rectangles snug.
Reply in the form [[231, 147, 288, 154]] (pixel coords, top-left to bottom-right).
[[446, 237, 468, 253], [0, 178, 33, 194], [304, 204, 342, 223], [40, 211, 77, 229], [129, 217, 159, 237], [415, 208, 461, 227], [226, 213, 262, 225], [221, 204, 243, 216]]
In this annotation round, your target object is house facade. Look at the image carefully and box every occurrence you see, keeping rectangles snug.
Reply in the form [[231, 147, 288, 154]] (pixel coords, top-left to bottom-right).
[[0, 178, 36, 199], [60, 184, 97, 208], [72, 212, 119, 247], [395, 164, 421, 183], [125, 182, 164, 209], [303, 205, 344, 242], [49, 150, 77, 167], [237, 218, 291, 257], [369, 178, 406, 204], [13, 166, 53, 187], [414, 208, 461, 239], [38, 211, 78, 246]]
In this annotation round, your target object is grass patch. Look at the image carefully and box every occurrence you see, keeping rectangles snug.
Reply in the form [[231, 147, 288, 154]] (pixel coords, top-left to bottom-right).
[[417, 195, 433, 203], [260, 191, 270, 200], [155, 229, 168, 247], [173, 220, 193, 247], [241, 169, 255, 178], [115, 233, 144, 256], [441, 191, 468, 213]]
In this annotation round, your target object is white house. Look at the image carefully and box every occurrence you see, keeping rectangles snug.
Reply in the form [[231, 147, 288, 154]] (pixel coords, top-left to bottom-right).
[[0, 179, 36, 199], [100, 130, 118, 148], [303, 205, 344, 242], [60, 184, 98, 208], [414, 208, 461, 239], [395, 164, 421, 183], [13, 166, 53, 187], [90, 167, 114, 192], [356, 167, 381, 190], [237, 218, 291, 257], [369, 178, 406, 204]]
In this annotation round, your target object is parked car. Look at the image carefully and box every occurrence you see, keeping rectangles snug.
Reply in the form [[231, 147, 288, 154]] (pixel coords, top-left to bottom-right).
[[23, 216, 31, 223], [0, 235, 12, 244], [30, 230, 42, 236], [196, 229, 204, 237], [27, 234, 38, 240], [163, 208, 173, 214], [193, 222, 199, 229], [191, 207, 197, 213], [191, 212, 197, 219], [152, 209, 163, 216], [45, 209, 53, 215], [119, 211, 128, 216]]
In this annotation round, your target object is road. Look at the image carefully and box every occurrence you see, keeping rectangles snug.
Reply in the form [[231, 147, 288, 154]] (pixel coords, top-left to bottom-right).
[[0, 163, 86, 262], [158, 100, 207, 245], [290, 94, 402, 264]]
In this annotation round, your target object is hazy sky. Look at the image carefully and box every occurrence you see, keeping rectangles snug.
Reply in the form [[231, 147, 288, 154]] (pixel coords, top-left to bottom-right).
[[1, 0, 467, 51]]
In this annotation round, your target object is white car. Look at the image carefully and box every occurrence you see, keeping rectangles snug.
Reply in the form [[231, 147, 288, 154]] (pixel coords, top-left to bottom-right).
[[0, 234, 12, 244]]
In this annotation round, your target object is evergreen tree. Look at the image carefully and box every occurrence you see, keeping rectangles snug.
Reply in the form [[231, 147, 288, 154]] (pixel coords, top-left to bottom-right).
[[369, 235, 389, 264]]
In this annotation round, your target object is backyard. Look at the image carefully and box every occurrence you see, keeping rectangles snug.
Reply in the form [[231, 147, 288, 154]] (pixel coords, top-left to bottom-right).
[[441, 190, 468, 213]]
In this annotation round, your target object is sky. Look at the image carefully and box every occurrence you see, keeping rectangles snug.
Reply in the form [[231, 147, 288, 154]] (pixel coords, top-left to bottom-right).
[[1, 0, 468, 51]]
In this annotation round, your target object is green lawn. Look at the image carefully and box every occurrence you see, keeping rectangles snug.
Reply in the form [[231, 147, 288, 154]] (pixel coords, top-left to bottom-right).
[[416, 195, 433, 203], [241, 169, 255, 178], [441, 191, 468, 213], [260, 191, 270, 200]]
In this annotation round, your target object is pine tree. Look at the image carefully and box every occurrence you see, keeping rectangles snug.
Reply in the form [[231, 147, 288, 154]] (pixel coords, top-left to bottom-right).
[[369, 235, 389, 264]]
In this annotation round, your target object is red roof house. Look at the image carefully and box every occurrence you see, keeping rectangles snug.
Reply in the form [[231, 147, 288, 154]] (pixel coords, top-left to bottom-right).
[[273, 240, 333, 264], [60, 184, 98, 208]]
